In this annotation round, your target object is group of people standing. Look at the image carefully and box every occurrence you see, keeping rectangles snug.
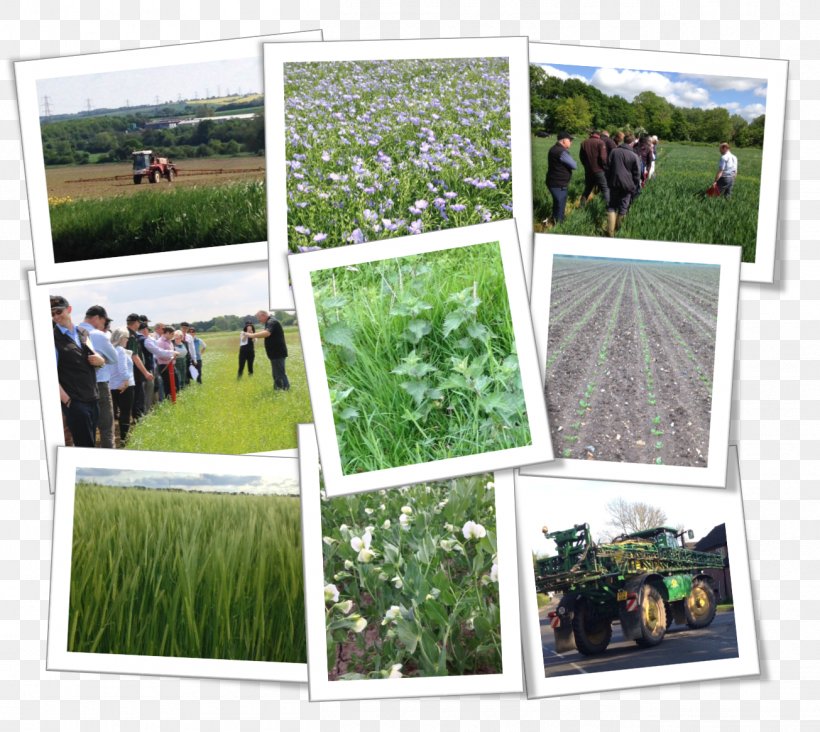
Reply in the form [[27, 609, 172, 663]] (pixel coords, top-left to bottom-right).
[[546, 130, 739, 237], [51, 295, 206, 449], [545, 129, 660, 236]]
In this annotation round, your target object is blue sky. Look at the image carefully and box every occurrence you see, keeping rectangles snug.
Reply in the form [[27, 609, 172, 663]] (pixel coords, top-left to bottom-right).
[[37, 57, 262, 116], [538, 64, 767, 122], [77, 468, 298, 495], [50, 262, 271, 328]]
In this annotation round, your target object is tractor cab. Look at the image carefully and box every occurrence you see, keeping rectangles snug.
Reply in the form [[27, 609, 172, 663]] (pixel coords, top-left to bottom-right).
[[132, 150, 154, 174], [616, 526, 695, 550]]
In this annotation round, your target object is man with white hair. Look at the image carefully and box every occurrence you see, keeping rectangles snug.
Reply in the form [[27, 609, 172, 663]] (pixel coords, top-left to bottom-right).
[[714, 142, 738, 198], [245, 311, 290, 391]]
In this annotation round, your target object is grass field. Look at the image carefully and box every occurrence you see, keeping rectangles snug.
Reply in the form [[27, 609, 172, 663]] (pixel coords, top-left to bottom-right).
[[532, 138, 761, 262], [284, 58, 512, 250], [46, 156, 267, 262], [68, 482, 305, 662], [312, 242, 530, 474], [125, 329, 313, 454]]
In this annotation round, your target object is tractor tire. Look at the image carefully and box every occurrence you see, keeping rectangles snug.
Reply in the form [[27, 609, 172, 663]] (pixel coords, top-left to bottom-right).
[[635, 584, 667, 647], [685, 579, 717, 629], [166, 168, 175, 182], [133, 175, 142, 184], [664, 602, 674, 630], [572, 601, 613, 656], [150, 170, 160, 184]]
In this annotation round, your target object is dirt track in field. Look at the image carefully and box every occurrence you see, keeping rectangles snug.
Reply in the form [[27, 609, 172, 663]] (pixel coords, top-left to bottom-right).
[[545, 257, 719, 468], [45, 155, 265, 200]]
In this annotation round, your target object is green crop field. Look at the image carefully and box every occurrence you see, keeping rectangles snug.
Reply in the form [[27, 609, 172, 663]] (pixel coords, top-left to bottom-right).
[[125, 329, 312, 454], [532, 138, 761, 262], [50, 179, 266, 262], [68, 482, 305, 662]]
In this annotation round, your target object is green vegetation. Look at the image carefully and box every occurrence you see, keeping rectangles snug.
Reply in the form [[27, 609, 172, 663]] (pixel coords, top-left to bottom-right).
[[51, 180, 266, 262], [126, 330, 312, 454], [69, 482, 305, 662], [312, 242, 530, 474], [322, 474, 501, 679], [533, 138, 760, 260], [530, 64, 765, 146]]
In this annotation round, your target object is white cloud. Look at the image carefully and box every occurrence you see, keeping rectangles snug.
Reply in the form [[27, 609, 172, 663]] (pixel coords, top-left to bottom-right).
[[754, 85, 768, 97], [737, 102, 766, 122], [588, 68, 712, 108], [536, 64, 587, 82], [681, 74, 765, 92]]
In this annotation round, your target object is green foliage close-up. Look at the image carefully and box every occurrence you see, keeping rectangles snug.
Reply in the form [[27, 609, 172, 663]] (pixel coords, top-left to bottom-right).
[[69, 483, 306, 663], [321, 474, 501, 679], [125, 330, 312, 454], [50, 179, 267, 262], [532, 137, 761, 262], [311, 242, 531, 474]]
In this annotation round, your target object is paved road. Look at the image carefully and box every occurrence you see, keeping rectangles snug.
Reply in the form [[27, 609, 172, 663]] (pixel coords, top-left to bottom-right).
[[540, 609, 738, 676]]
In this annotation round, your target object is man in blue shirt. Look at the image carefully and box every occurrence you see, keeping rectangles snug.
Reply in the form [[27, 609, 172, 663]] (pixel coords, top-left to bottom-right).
[[545, 131, 578, 224], [78, 305, 119, 449], [188, 327, 206, 384], [51, 295, 105, 448]]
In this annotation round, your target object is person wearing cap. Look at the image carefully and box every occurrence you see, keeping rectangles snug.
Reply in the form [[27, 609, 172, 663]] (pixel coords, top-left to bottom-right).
[[605, 132, 642, 237], [51, 295, 105, 448], [579, 130, 610, 208], [245, 311, 289, 390], [179, 322, 198, 385], [125, 313, 154, 419], [79, 305, 119, 449], [545, 131, 577, 224]]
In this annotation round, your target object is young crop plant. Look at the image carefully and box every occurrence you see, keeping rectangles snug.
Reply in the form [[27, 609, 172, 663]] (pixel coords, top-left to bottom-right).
[[321, 474, 501, 679], [311, 242, 530, 473], [284, 58, 512, 252]]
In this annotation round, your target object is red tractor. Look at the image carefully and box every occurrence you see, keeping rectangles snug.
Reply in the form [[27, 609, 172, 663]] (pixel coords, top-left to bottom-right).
[[132, 150, 177, 184]]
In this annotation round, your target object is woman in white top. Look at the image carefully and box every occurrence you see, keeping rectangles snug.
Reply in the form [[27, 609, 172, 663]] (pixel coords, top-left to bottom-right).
[[109, 327, 136, 444]]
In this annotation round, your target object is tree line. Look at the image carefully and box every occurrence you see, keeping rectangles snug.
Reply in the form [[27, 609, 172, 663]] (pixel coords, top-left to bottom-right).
[[41, 104, 265, 166], [530, 65, 765, 147], [179, 312, 297, 333]]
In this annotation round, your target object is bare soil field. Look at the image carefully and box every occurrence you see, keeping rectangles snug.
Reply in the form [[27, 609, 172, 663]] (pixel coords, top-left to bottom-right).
[[545, 256, 719, 468], [46, 155, 265, 200]]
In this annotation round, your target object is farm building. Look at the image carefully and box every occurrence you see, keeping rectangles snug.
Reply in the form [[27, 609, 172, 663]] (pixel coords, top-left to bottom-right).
[[695, 523, 732, 602]]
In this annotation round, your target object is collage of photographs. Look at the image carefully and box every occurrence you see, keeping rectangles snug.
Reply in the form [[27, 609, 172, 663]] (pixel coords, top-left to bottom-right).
[[15, 30, 788, 702]]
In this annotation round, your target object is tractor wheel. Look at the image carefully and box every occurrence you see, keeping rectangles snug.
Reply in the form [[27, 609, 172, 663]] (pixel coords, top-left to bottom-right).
[[166, 168, 175, 182], [572, 601, 613, 656], [635, 584, 667, 647], [150, 170, 160, 184], [664, 602, 674, 630], [685, 579, 717, 629], [133, 175, 142, 184]]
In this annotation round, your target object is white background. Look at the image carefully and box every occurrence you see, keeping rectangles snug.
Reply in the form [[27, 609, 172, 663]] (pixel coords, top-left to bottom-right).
[[1, 1, 817, 729]]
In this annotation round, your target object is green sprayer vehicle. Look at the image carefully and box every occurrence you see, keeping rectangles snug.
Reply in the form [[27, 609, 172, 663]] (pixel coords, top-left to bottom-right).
[[536, 524, 727, 655]]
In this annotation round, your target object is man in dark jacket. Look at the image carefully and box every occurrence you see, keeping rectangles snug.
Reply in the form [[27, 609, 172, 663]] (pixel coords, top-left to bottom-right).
[[545, 131, 577, 224], [247, 310, 290, 390], [579, 131, 609, 207], [601, 130, 617, 156], [51, 295, 105, 447], [605, 133, 641, 237]]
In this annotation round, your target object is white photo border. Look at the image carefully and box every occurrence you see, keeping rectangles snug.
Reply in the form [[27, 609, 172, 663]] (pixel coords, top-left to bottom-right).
[[15, 30, 322, 287], [28, 263, 299, 494], [47, 446, 308, 683], [290, 219, 553, 497], [528, 41, 788, 284], [264, 36, 534, 308], [516, 445, 759, 698], [297, 424, 523, 701], [520, 232, 740, 489]]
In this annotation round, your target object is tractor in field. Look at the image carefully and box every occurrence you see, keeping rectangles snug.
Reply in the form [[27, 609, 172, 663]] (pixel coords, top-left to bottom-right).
[[536, 523, 726, 655], [132, 150, 177, 184]]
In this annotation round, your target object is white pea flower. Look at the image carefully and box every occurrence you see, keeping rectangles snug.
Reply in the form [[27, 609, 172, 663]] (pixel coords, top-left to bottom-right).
[[392, 575, 403, 589], [388, 664, 403, 679], [401, 505, 413, 515], [486, 480, 496, 490], [424, 588, 441, 601], [344, 560, 354, 570], [382, 519, 391, 530], [334, 600, 353, 615], [364, 507, 374, 515], [365, 525, 375, 534], [399, 513, 411, 531], [351, 530, 375, 562], [462, 521, 487, 541], [490, 561, 498, 583], [324, 583, 339, 603], [323, 536, 336, 546], [350, 614, 367, 633], [382, 605, 402, 625], [378, 571, 389, 581], [440, 539, 456, 552], [444, 523, 455, 533], [379, 504, 386, 511]]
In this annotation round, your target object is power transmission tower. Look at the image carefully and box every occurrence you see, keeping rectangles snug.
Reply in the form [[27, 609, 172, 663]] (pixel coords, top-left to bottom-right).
[[86, 98, 92, 113], [42, 95, 52, 118]]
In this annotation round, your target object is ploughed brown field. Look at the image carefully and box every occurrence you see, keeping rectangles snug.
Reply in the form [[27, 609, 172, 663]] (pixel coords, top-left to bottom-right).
[[546, 256, 719, 468], [46, 155, 265, 200]]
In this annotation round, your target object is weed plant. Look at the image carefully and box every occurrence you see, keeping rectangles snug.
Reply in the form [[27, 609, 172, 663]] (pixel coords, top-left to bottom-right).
[[311, 242, 530, 473], [69, 483, 305, 662], [322, 474, 501, 679], [126, 330, 312, 454], [284, 58, 513, 251], [532, 139, 761, 262], [51, 180, 267, 262]]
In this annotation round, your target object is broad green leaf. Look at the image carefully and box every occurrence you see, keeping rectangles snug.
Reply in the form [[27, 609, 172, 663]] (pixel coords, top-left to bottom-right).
[[383, 542, 400, 566], [419, 632, 442, 674], [467, 322, 490, 341], [438, 373, 470, 391], [400, 380, 430, 407], [423, 599, 450, 629], [394, 618, 419, 654], [339, 406, 359, 421], [473, 616, 493, 641], [320, 294, 348, 310], [322, 321, 356, 351], [405, 319, 432, 343], [442, 311, 467, 337]]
